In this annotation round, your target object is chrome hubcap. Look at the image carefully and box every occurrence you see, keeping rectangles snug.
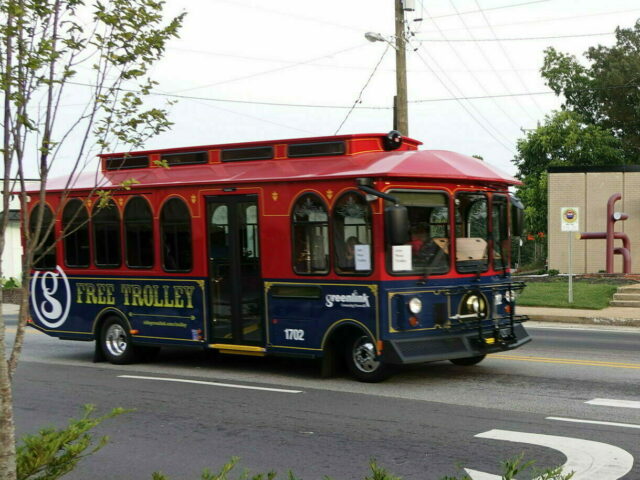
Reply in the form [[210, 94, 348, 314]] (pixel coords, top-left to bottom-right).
[[352, 336, 380, 373], [105, 324, 128, 357]]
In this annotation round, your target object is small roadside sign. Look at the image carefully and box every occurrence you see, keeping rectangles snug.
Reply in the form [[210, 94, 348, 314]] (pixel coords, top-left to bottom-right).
[[561, 207, 579, 232]]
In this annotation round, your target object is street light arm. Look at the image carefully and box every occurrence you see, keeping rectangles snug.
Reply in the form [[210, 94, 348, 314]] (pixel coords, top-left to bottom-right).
[[364, 32, 399, 51]]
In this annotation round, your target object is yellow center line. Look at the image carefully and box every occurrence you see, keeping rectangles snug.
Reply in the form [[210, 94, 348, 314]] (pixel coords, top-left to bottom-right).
[[491, 354, 640, 369]]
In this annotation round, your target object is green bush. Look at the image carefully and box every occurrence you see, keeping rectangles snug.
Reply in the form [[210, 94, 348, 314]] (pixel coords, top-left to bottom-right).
[[14, 410, 572, 480], [152, 456, 572, 480], [17, 405, 128, 480], [2, 277, 21, 289]]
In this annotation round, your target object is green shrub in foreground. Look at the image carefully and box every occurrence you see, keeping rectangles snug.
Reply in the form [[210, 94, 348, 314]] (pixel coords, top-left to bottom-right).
[[153, 456, 573, 480], [15, 407, 573, 480], [16, 405, 128, 480]]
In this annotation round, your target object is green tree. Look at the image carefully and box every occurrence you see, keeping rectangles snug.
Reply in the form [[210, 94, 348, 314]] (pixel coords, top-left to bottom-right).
[[542, 20, 640, 161], [513, 110, 624, 234], [0, 1, 184, 479]]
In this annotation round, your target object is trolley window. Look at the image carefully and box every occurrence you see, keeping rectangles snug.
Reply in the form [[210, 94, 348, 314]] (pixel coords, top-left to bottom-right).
[[288, 141, 345, 158], [124, 196, 154, 268], [62, 199, 90, 268], [161, 151, 207, 166], [455, 192, 488, 273], [386, 191, 450, 275], [30, 204, 56, 270], [105, 155, 149, 170], [161, 198, 192, 272], [333, 191, 372, 274], [93, 200, 121, 268], [492, 194, 510, 271], [291, 193, 329, 275]]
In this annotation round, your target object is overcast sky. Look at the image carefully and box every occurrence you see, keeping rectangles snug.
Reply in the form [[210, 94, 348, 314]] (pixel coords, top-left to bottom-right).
[[46, 0, 640, 177]]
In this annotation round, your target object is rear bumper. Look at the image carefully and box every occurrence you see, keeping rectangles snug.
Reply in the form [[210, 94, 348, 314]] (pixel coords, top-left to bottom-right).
[[382, 322, 531, 365]]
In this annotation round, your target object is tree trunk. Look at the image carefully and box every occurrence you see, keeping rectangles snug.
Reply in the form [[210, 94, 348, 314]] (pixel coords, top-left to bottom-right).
[[0, 308, 18, 480]]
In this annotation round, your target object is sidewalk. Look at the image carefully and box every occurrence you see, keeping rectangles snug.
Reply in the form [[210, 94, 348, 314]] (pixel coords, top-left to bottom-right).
[[518, 305, 640, 327]]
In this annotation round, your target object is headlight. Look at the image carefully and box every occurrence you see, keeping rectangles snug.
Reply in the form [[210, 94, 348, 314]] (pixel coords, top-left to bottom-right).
[[460, 293, 488, 319], [504, 290, 515, 303], [466, 295, 480, 313], [408, 297, 422, 314]]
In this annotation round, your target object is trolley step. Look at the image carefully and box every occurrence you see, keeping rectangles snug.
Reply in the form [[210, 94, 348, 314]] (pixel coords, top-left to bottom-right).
[[210, 344, 267, 356]]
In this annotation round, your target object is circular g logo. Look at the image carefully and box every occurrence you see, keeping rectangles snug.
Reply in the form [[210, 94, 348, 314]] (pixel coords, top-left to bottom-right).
[[30, 266, 71, 328]]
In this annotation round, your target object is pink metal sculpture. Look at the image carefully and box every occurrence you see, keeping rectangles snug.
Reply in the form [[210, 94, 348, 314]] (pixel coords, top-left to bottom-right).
[[579, 193, 631, 274]]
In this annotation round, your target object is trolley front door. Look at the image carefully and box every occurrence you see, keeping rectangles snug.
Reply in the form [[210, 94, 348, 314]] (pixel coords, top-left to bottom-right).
[[207, 195, 264, 346]]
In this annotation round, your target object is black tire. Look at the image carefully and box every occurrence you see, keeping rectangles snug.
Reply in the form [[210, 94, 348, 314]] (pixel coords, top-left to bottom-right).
[[449, 354, 486, 366], [345, 335, 393, 383], [100, 316, 139, 365]]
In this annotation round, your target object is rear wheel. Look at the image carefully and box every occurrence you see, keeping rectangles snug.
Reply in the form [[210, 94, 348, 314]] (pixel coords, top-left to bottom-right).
[[449, 354, 486, 366], [345, 335, 392, 383], [100, 317, 138, 364]]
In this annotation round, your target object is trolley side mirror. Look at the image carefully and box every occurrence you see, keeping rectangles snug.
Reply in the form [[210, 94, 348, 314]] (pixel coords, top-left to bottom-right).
[[385, 204, 410, 245], [510, 196, 524, 237]]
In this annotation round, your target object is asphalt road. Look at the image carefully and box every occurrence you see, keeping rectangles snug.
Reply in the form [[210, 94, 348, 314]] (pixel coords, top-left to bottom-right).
[[6, 317, 640, 479]]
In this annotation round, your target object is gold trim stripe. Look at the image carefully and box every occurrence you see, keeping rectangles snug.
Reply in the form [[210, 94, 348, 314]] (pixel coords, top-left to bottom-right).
[[210, 343, 266, 353]]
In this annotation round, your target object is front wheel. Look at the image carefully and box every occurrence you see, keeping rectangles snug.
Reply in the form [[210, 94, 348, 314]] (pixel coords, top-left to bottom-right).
[[100, 317, 138, 364], [449, 354, 486, 366], [345, 335, 393, 383]]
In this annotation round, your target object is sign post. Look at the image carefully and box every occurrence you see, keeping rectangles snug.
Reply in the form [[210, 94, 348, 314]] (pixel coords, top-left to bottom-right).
[[560, 207, 580, 303]]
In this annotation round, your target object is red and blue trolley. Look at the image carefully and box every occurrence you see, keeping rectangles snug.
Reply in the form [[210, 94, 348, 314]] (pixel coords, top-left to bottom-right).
[[27, 131, 530, 381]]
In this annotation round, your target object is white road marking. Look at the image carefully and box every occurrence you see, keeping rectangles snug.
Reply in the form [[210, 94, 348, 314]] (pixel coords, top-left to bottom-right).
[[586, 398, 640, 409], [118, 375, 302, 394], [547, 416, 640, 430], [465, 429, 634, 480]]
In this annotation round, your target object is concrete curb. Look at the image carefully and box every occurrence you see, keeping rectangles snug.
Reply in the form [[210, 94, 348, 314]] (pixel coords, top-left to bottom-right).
[[523, 313, 640, 328]]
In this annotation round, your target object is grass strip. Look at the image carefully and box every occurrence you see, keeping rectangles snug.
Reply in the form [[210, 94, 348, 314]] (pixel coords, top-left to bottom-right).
[[517, 281, 618, 309]]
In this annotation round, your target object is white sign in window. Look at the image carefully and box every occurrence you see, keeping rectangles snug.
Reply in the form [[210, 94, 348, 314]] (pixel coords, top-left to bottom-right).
[[354, 244, 371, 271], [392, 245, 412, 271]]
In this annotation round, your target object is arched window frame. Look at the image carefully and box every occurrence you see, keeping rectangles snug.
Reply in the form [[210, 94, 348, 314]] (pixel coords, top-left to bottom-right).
[[291, 192, 330, 275], [92, 199, 122, 268], [62, 199, 90, 268], [160, 197, 192, 273], [332, 190, 373, 275], [124, 196, 154, 269], [30, 203, 56, 270]]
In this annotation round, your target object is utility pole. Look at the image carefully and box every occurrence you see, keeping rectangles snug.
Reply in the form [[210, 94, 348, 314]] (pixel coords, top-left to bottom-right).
[[394, 0, 409, 136]]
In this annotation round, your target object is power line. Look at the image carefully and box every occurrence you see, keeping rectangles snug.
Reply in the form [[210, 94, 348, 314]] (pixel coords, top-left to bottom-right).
[[471, 0, 547, 116], [170, 44, 368, 94], [428, 0, 550, 19], [416, 6, 525, 131], [416, 31, 615, 42], [168, 45, 539, 74], [409, 41, 517, 154], [335, 45, 390, 135], [423, 7, 640, 34], [210, 0, 364, 33], [442, 0, 538, 123], [65, 80, 638, 110]]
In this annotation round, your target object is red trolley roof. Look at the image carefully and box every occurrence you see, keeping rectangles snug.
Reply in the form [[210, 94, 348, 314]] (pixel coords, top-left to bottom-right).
[[40, 133, 519, 192]]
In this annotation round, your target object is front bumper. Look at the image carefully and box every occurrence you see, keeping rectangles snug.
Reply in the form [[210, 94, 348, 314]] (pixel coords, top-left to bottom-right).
[[382, 322, 531, 365]]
